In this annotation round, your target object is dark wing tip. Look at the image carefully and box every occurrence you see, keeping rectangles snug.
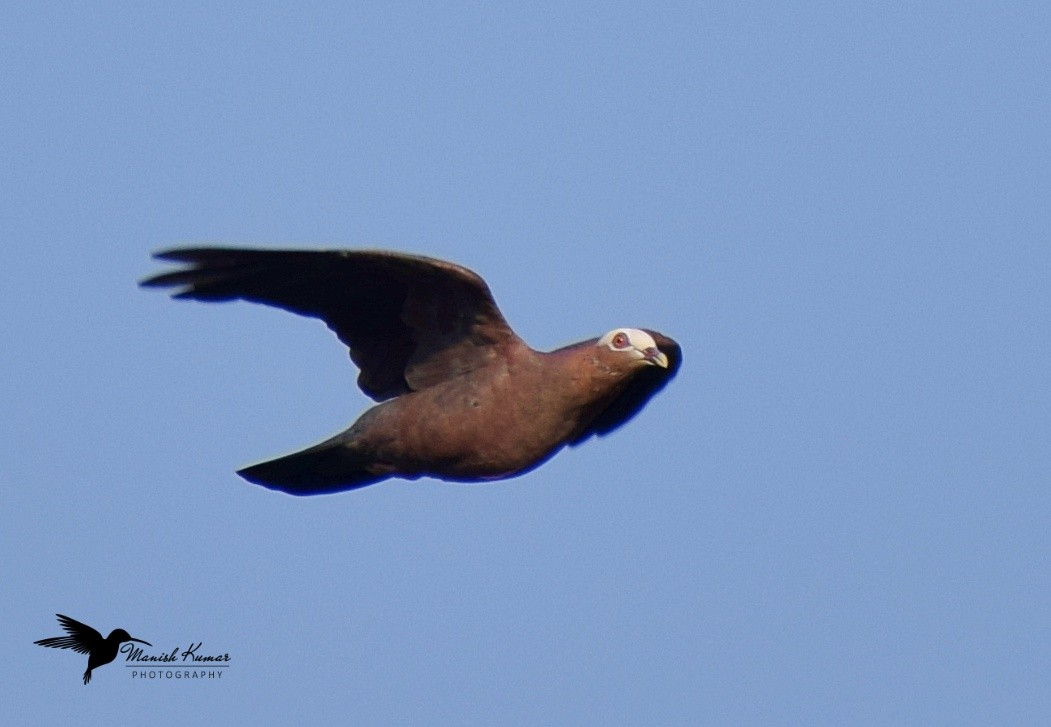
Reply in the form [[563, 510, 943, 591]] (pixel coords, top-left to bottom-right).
[[140, 247, 254, 290], [138, 270, 196, 289], [151, 247, 203, 262], [140, 246, 304, 300], [151, 246, 255, 262]]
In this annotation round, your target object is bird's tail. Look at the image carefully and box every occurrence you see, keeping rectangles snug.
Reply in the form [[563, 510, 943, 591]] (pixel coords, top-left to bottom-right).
[[237, 436, 387, 496], [83, 669, 91, 685]]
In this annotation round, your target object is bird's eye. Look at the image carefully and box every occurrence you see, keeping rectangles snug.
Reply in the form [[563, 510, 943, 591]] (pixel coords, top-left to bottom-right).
[[611, 332, 629, 349]]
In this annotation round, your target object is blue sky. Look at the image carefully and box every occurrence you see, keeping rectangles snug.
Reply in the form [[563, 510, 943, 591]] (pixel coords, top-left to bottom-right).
[[3, 2, 1049, 723]]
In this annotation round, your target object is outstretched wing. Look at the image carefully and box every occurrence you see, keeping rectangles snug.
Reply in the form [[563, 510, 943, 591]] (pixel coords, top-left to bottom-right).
[[569, 331, 681, 444], [142, 247, 524, 401], [34, 614, 102, 653]]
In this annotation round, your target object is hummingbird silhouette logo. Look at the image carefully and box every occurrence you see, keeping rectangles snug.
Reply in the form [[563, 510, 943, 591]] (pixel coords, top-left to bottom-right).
[[35, 614, 152, 684]]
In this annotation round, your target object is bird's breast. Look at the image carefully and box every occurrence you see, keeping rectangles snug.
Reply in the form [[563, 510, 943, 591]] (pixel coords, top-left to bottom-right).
[[377, 366, 580, 480]]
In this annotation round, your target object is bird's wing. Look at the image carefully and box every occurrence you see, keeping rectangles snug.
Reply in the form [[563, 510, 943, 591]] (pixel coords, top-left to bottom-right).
[[142, 247, 523, 401], [568, 331, 682, 444], [33, 614, 102, 653]]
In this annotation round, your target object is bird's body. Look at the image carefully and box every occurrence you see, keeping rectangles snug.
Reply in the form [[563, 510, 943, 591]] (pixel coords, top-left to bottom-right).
[[348, 352, 563, 480], [295, 343, 631, 485], [143, 248, 681, 495]]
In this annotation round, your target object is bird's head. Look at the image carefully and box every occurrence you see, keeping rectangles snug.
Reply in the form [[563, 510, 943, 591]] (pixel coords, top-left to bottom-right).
[[109, 629, 152, 646], [595, 328, 669, 370]]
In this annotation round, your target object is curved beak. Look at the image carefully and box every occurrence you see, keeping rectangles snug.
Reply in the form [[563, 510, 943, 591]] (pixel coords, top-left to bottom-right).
[[641, 346, 669, 369], [129, 637, 152, 646]]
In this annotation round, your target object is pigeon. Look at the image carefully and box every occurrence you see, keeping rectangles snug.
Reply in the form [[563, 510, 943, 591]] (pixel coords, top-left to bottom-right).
[[143, 248, 681, 495]]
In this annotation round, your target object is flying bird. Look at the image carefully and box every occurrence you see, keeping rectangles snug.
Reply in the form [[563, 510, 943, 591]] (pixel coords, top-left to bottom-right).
[[35, 614, 151, 684], [142, 247, 681, 495]]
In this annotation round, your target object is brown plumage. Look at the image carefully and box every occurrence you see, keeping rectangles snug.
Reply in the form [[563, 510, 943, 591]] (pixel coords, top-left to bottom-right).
[[142, 248, 681, 495]]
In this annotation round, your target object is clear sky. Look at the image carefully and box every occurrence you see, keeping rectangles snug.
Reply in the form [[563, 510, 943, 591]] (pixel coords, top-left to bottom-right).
[[3, 2, 1049, 724]]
